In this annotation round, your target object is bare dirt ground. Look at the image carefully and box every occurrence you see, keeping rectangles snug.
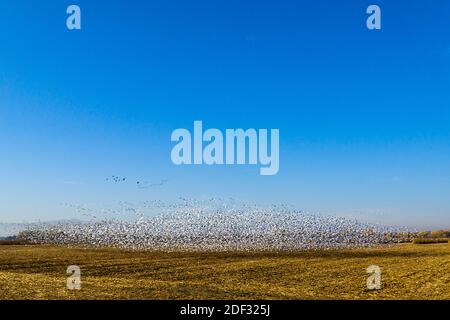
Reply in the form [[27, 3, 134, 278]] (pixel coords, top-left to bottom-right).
[[0, 243, 448, 300]]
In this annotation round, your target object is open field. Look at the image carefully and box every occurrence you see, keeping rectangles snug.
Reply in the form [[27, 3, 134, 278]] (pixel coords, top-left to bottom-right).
[[0, 243, 449, 300]]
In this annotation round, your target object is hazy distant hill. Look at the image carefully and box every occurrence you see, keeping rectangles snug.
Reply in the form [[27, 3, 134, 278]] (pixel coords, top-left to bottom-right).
[[0, 220, 84, 237], [0, 223, 25, 237], [0, 235, 17, 241]]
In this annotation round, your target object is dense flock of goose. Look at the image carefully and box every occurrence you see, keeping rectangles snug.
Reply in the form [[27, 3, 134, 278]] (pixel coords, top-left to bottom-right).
[[21, 199, 408, 251]]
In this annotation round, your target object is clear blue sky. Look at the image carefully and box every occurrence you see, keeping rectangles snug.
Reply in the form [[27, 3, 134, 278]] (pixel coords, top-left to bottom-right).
[[0, 1, 449, 229]]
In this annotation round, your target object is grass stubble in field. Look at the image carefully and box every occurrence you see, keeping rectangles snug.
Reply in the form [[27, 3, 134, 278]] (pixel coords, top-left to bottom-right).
[[0, 243, 448, 300]]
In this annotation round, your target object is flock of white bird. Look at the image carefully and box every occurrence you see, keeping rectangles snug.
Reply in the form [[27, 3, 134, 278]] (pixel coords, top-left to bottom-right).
[[21, 199, 408, 251]]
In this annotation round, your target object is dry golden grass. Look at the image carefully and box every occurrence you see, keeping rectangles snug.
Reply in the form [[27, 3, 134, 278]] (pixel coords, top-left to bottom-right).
[[0, 243, 449, 300]]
